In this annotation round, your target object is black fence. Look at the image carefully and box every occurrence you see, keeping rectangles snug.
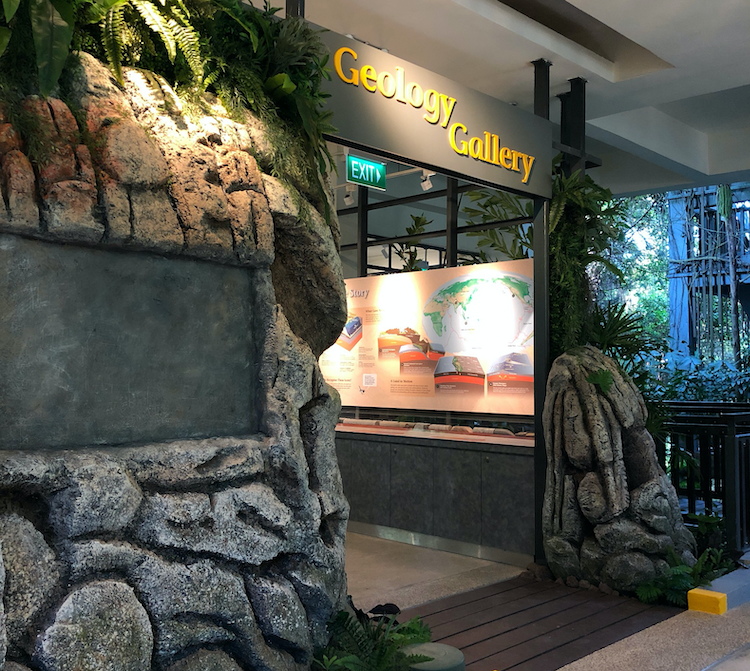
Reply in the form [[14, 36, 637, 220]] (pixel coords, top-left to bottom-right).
[[655, 402, 750, 555]]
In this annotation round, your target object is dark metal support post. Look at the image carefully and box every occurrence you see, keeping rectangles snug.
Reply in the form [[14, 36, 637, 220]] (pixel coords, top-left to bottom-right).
[[533, 196, 550, 564], [532, 57, 552, 565], [725, 417, 741, 555], [560, 78, 586, 176], [286, 0, 304, 17], [357, 186, 368, 277], [533, 59, 551, 120], [446, 177, 458, 267]]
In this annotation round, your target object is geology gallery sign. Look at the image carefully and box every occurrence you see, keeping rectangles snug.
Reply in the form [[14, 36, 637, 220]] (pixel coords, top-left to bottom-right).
[[321, 30, 552, 197]]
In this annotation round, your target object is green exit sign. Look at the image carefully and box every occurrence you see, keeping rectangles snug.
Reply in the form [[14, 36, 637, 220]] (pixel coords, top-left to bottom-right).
[[347, 155, 387, 191]]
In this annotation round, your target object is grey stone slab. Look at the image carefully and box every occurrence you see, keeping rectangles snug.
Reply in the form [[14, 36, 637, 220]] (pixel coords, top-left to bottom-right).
[[390, 444, 433, 535], [433, 448, 481, 544], [710, 567, 750, 609], [0, 234, 256, 449], [481, 452, 535, 554], [347, 440, 390, 526]]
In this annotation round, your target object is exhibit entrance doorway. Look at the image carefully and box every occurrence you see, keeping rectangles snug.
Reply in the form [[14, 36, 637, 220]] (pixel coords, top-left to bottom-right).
[[316, 27, 554, 565]]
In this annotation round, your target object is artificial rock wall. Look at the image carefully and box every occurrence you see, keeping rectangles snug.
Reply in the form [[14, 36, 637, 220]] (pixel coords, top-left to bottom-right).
[[0, 53, 348, 671], [542, 347, 696, 593]]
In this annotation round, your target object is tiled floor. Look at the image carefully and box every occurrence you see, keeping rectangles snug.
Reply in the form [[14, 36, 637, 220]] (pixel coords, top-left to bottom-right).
[[344, 531, 523, 613]]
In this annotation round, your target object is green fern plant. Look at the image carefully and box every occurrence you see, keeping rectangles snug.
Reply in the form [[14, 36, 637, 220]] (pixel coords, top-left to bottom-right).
[[314, 610, 432, 671], [636, 546, 733, 607], [89, 0, 203, 85]]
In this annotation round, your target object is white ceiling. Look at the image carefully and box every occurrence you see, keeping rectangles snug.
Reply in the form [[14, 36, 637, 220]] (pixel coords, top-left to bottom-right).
[[304, 0, 750, 195]]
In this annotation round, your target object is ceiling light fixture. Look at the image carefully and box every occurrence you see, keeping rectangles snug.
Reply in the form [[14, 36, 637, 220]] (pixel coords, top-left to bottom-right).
[[343, 183, 356, 206], [420, 169, 436, 192]]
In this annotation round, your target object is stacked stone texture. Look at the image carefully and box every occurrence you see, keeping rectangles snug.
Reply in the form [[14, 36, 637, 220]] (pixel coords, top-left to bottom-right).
[[542, 346, 697, 593], [0, 53, 348, 671]]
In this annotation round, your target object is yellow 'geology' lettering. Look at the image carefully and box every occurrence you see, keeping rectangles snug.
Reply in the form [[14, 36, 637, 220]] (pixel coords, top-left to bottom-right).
[[335, 46, 456, 127], [334, 46, 536, 185]]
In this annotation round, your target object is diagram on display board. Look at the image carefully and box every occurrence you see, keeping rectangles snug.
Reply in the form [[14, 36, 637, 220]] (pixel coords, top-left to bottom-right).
[[318, 259, 534, 416]]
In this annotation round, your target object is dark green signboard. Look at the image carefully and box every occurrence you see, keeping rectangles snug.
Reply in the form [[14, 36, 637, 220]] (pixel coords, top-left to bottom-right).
[[320, 30, 552, 198], [346, 155, 387, 191]]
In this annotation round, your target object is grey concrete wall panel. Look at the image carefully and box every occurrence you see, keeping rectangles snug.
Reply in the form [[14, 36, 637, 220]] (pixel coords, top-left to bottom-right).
[[390, 444, 434, 535], [481, 453, 534, 554], [434, 447, 482, 544], [0, 234, 256, 449], [320, 29, 553, 198], [336, 438, 353, 492], [348, 440, 391, 525]]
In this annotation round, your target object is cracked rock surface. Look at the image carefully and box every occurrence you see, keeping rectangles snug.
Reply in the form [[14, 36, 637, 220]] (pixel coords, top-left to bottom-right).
[[0, 51, 348, 671]]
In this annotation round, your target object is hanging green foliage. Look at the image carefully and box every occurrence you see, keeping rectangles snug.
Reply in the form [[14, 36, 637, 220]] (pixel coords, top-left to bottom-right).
[[462, 158, 627, 359]]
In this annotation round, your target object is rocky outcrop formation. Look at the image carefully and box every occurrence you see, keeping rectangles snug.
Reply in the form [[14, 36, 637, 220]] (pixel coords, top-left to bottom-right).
[[0, 53, 348, 671], [542, 346, 696, 593]]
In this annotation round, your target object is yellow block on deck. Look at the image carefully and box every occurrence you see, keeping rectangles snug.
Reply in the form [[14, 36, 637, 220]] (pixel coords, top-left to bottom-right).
[[688, 588, 727, 614]]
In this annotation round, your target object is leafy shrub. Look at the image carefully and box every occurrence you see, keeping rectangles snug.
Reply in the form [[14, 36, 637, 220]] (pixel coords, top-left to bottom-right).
[[314, 610, 432, 671], [647, 351, 750, 403], [636, 546, 733, 607]]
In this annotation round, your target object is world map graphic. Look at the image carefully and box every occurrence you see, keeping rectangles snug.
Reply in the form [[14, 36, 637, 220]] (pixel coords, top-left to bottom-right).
[[422, 273, 533, 354]]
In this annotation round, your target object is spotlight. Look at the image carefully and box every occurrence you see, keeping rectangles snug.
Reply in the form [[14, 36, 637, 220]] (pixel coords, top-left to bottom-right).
[[343, 183, 356, 206], [420, 169, 436, 192]]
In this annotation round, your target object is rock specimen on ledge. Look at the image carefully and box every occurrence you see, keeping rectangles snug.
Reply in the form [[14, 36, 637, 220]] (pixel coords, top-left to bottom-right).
[[542, 346, 696, 593], [0, 52, 348, 671]]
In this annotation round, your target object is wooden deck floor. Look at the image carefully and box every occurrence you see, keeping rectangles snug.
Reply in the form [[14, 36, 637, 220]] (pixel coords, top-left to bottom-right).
[[399, 575, 681, 671]]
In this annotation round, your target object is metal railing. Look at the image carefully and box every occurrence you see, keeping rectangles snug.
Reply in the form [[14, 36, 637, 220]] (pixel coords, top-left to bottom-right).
[[656, 402, 750, 555]]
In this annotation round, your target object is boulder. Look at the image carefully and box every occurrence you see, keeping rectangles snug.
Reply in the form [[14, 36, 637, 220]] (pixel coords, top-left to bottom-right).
[[47, 453, 143, 538], [542, 346, 697, 593], [246, 576, 312, 662], [165, 649, 243, 671], [266, 175, 347, 356], [34, 581, 153, 671], [0, 514, 63, 656]]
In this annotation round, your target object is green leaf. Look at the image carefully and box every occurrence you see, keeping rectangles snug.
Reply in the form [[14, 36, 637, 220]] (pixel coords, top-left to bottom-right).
[[587, 368, 614, 394], [264, 71, 296, 99], [3, 0, 20, 22], [102, 5, 124, 83], [132, 0, 176, 61], [29, 0, 74, 97], [0, 26, 10, 56]]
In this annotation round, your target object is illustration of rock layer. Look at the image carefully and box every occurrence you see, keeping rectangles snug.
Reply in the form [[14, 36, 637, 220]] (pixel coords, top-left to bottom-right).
[[434, 355, 486, 395], [378, 327, 422, 358], [0, 54, 348, 671], [336, 315, 363, 350], [487, 352, 534, 395]]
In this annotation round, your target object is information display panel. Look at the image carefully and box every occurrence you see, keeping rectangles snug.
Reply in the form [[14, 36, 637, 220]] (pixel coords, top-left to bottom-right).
[[319, 260, 534, 416]]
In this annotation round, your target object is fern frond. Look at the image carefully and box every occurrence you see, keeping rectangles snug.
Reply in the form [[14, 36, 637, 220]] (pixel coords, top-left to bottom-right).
[[167, 10, 202, 80], [102, 4, 126, 84], [131, 0, 176, 62]]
